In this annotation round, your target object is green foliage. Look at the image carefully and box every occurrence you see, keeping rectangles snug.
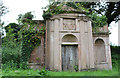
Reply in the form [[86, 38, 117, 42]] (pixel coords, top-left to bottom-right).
[[18, 17, 44, 62], [2, 36, 29, 70], [42, 2, 89, 20], [2, 35, 29, 69], [5, 23, 21, 33], [74, 65, 79, 72], [17, 12, 34, 25], [20, 31, 41, 62], [2, 69, 49, 76], [23, 12, 34, 20], [0, 1, 8, 17], [75, 2, 120, 25], [110, 46, 120, 68], [2, 63, 119, 76], [2, 61, 28, 70], [4, 23, 21, 41], [111, 46, 120, 54], [2, 22, 21, 66], [43, 2, 107, 31], [16, 12, 45, 62], [2, 39, 20, 64], [38, 68, 49, 76], [87, 12, 108, 28], [2, 12, 45, 70], [105, 2, 120, 24], [48, 68, 118, 76], [0, 1, 9, 38], [82, 2, 120, 25], [66, 2, 78, 9], [2, 46, 120, 76], [2, 66, 49, 76], [2, 22, 21, 65]]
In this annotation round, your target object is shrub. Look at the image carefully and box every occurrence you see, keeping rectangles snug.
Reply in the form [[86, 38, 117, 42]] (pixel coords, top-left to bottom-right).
[[2, 41, 20, 64], [111, 46, 120, 68]]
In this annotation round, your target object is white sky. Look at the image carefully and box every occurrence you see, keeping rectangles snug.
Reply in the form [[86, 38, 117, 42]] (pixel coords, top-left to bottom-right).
[[1, 0, 119, 45], [1, 0, 49, 24]]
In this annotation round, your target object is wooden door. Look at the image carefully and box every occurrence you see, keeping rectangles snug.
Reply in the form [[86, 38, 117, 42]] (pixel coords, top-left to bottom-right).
[[62, 45, 78, 71]]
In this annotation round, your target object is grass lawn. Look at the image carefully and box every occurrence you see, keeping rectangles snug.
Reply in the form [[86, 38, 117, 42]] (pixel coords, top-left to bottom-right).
[[1, 66, 119, 76], [0, 69, 2, 77], [48, 67, 119, 76], [2, 69, 42, 76]]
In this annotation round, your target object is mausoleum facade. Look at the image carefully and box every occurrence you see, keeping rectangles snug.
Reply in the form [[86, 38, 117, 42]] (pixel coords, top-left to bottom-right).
[[45, 13, 112, 71]]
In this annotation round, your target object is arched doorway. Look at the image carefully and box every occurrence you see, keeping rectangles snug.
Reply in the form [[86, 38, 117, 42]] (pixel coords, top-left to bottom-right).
[[62, 34, 78, 71], [95, 39, 106, 63]]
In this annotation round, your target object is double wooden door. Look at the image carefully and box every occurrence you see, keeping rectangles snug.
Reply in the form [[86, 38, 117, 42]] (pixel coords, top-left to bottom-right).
[[62, 45, 78, 71]]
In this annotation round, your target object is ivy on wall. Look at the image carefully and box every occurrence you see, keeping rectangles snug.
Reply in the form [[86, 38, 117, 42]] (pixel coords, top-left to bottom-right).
[[2, 12, 45, 65], [18, 19, 45, 62]]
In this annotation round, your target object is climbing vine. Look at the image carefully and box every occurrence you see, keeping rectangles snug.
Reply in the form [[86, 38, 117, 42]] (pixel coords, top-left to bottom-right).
[[18, 17, 45, 62]]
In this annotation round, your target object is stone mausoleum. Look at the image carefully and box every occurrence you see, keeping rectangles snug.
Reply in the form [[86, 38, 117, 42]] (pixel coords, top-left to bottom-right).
[[29, 5, 112, 71]]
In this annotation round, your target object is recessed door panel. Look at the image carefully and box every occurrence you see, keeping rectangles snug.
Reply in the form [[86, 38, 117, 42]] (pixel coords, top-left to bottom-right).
[[62, 45, 78, 71]]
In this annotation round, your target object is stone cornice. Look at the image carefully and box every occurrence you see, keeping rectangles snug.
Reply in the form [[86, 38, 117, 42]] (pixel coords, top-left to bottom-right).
[[50, 13, 91, 22]]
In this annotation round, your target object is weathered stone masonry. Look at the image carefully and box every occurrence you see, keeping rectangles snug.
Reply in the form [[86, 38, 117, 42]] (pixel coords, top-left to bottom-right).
[[44, 13, 112, 71]]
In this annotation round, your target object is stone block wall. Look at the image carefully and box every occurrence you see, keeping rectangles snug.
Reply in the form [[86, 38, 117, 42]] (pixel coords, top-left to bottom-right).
[[45, 13, 95, 71], [93, 34, 112, 70]]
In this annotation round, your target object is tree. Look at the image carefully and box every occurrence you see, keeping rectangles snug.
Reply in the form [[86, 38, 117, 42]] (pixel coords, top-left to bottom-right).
[[105, 2, 120, 25], [0, 1, 8, 16], [43, 2, 107, 28], [17, 12, 34, 25], [81, 2, 120, 25], [64, 2, 120, 26], [0, 1, 8, 45], [4, 23, 21, 41], [0, 1, 8, 27], [0, 1, 8, 68]]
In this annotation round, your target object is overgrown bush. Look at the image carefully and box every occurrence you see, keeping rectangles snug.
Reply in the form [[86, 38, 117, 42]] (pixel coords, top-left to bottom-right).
[[110, 46, 120, 68], [2, 61, 28, 70], [2, 35, 21, 69], [2, 39, 20, 64], [2, 37, 29, 69]]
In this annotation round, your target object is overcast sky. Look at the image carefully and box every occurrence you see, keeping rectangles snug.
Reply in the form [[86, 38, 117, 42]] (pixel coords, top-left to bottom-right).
[[1, 0, 118, 45], [1, 0, 49, 24]]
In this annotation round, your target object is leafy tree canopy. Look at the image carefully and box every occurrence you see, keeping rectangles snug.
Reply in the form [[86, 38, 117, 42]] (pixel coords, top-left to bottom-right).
[[5, 23, 20, 33], [0, 1, 8, 17], [17, 12, 34, 25], [81, 2, 120, 25], [43, 2, 120, 26]]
